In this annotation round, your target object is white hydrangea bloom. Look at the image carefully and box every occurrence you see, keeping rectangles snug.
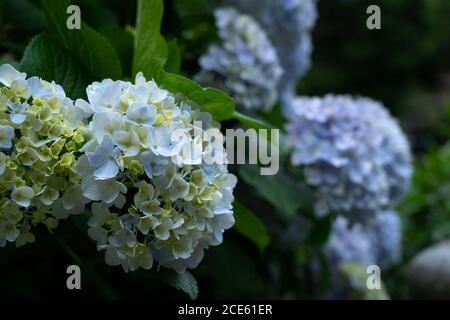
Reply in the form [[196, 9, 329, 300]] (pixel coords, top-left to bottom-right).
[[195, 7, 283, 111], [78, 72, 237, 272], [286, 95, 412, 223], [0, 64, 90, 247]]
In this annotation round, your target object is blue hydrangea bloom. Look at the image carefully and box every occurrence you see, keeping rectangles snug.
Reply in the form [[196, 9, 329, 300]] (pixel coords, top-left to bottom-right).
[[326, 211, 402, 269], [215, 0, 318, 111], [325, 216, 377, 267], [368, 210, 402, 269], [325, 211, 402, 297], [195, 7, 283, 111], [286, 95, 412, 222]]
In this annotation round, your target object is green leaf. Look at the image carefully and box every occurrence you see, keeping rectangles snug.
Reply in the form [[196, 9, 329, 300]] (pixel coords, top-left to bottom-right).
[[98, 25, 134, 76], [132, 0, 168, 77], [132, 0, 234, 121], [20, 34, 93, 99], [165, 39, 181, 74], [151, 269, 198, 300], [239, 166, 307, 219], [40, 0, 122, 79], [161, 72, 235, 121], [142, 61, 235, 121], [72, 0, 118, 28], [233, 202, 269, 252], [189, 86, 235, 121]]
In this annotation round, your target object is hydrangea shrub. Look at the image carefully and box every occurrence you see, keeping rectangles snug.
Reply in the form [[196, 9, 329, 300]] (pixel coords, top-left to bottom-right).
[[0, 0, 421, 300]]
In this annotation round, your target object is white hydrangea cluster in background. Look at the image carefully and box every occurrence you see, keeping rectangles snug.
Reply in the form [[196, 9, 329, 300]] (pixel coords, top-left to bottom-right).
[[215, 0, 318, 113], [195, 7, 283, 111], [77, 73, 237, 272], [0, 64, 90, 247], [286, 95, 412, 223]]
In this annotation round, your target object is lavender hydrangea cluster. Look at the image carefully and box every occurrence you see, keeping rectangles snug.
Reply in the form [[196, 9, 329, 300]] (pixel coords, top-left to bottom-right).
[[326, 211, 402, 269], [215, 0, 318, 110], [324, 211, 401, 298], [367, 210, 402, 269], [195, 7, 283, 111], [324, 215, 376, 299], [325, 216, 376, 267], [286, 95, 412, 223]]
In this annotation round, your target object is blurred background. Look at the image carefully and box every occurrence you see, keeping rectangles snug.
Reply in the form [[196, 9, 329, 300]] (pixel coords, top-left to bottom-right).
[[1, 0, 450, 299]]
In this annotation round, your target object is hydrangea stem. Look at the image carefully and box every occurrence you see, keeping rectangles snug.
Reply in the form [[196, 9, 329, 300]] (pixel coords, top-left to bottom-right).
[[232, 111, 275, 130]]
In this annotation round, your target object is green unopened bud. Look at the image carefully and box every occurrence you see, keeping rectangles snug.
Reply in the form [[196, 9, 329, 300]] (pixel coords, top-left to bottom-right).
[[59, 152, 75, 169], [50, 139, 66, 157], [72, 132, 84, 145], [65, 141, 76, 153], [63, 126, 74, 138], [13, 177, 25, 188], [38, 106, 52, 121], [6, 160, 17, 170], [48, 124, 64, 139]]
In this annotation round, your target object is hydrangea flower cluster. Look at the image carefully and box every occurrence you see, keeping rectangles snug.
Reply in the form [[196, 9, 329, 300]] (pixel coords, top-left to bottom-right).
[[0, 64, 90, 247], [367, 210, 402, 269], [326, 211, 402, 269], [323, 216, 375, 299], [195, 7, 283, 111], [286, 95, 412, 222], [324, 211, 401, 298], [216, 0, 318, 111], [77, 73, 237, 272], [325, 216, 376, 268]]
